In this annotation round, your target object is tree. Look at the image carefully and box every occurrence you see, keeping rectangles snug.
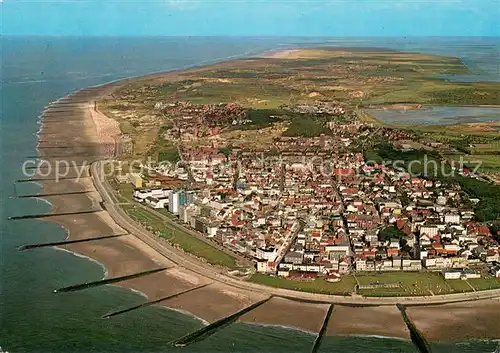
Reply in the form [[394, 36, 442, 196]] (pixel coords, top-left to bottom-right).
[[219, 147, 232, 160], [379, 226, 405, 242]]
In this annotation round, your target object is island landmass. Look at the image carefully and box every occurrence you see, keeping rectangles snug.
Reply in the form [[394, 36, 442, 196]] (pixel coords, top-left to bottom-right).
[[23, 47, 500, 349]]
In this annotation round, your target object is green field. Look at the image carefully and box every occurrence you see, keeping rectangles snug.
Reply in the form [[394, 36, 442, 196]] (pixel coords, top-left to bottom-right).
[[445, 279, 475, 293], [448, 154, 500, 172], [467, 275, 500, 291], [355, 272, 500, 297], [356, 272, 459, 297], [115, 183, 135, 203], [159, 223, 238, 269], [122, 205, 165, 229], [249, 273, 357, 296]]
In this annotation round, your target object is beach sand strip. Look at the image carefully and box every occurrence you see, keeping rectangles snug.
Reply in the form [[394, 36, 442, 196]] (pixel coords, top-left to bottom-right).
[[325, 305, 411, 340], [239, 296, 330, 334]]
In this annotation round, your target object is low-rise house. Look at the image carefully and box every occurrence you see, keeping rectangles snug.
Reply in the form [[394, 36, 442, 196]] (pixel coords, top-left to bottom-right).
[[284, 251, 304, 264], [355, 258, 367, 272], [420, 226, 439, 237], [481, 250, 499, 263], [490, 265, 500, 278], [339, 258, 351, 274], [444, 214, 460, 224], [442, 269, 462, 280], [424, 256, 453, 270], [256, 247, 278, 261], [461, 268, 481, 279], [145, 196, 168, 209]]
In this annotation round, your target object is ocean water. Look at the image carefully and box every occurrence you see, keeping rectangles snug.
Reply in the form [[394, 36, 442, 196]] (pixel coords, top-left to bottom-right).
[[1, 37, 499, 353], [367, 106, 500, 126]]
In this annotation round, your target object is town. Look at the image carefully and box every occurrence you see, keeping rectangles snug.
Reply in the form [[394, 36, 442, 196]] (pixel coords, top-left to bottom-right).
[[114, 100, 500, 288]]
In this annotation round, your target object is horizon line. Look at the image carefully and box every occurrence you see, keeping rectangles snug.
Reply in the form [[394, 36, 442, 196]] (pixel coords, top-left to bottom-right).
[[3, 35, 500, 39]]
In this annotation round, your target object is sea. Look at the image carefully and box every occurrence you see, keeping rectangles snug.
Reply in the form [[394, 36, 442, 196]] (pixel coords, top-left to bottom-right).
[[1, 37, 499, 353]]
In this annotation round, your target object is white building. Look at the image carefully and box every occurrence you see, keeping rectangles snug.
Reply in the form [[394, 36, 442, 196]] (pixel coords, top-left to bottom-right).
[[444, 214, 460, 224], [256, 248, 278, 261], [490, 265, 500, 278], [256, 261, 276, 273], [325, 244, 350, 256], [206, 224, 219, 238], [169, 191, 180, 215], [442, 269, 462, 280], [420, 226, 439, 237], [134, 188, 171, 202], [145, 197, 168, 209]]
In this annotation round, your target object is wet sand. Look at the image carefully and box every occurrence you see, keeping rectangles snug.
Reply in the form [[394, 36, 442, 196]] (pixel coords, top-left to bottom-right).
[[118, 269, 209, 300], [406, 298, 500, 341], [160, 282, 267, 323], [39, 193, 101, 214], [37, 178, 96, 194], [31, 166, 91, 180], [47, 211, 125, 240], [239, 297, 329, 334], [325, 305, 411, 339], [61, 234, 173, 278]]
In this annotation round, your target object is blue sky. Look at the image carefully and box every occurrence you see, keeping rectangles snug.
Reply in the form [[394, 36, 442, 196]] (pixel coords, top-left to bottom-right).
[[2, 0, 499, 36]]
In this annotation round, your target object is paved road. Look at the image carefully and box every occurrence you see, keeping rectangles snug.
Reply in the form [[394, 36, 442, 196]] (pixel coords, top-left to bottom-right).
[[91, 159, 500, 306]]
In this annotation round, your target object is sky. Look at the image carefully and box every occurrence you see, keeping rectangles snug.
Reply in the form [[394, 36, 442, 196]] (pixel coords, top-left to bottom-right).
[[1, 0, 499, 37]]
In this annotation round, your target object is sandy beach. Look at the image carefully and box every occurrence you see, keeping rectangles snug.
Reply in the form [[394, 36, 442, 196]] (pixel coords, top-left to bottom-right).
[[406, 298, 500, 341], [325, 305, 411, 339], [239, 297, 329, 334], [263, 49, 300, 59], [45, 211, 124, 240], [159, 281, 267, 323]]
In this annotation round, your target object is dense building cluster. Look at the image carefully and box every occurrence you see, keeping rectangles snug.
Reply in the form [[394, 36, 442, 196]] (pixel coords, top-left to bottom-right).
[[117, 102, 500, 282]]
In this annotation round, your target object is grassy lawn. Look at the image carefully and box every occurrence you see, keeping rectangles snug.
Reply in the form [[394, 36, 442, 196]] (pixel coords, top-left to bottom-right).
[[447, 154, 500, 172], [445, 279, 475, 293], [356, 272, 456, 297], [249, 273, 357, 296], [467, 275, 500, 291], [122, 205, 238, 269], [471, 142, 500, 154], [123, 205, 165, 229], [116, 183, 135, 203], [160, 223, 238, 269]]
